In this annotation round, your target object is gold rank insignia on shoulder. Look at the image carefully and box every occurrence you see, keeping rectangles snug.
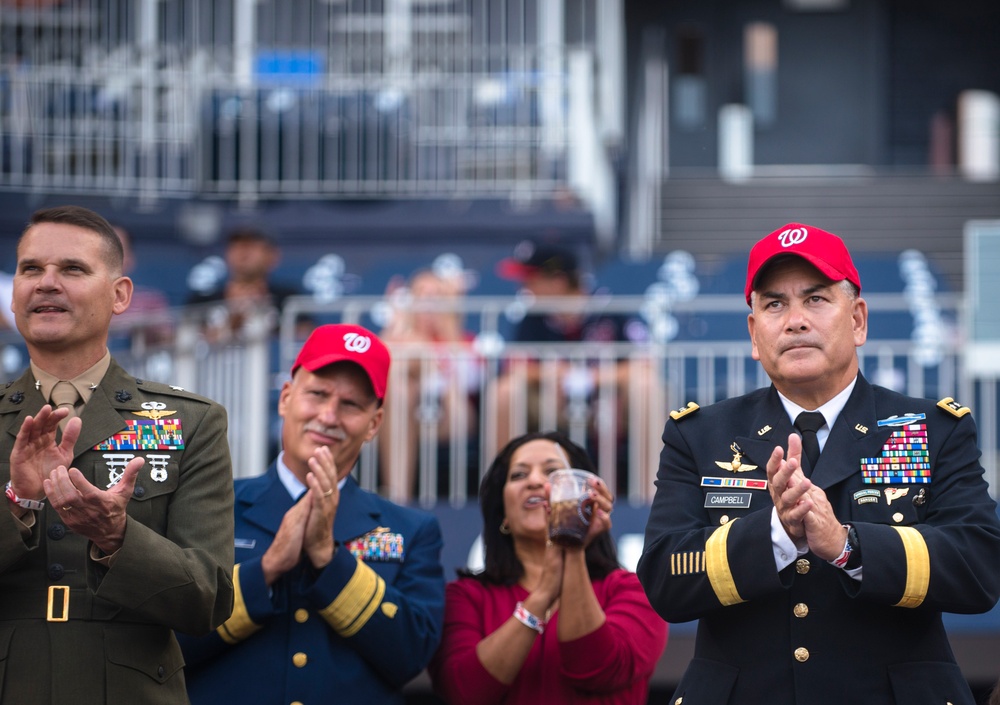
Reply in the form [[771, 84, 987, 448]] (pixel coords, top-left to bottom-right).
[[670, 402, 699, 420], [937, 397, 970, 418], [134, 401, 177, 421], [715, 442, 758, 473]]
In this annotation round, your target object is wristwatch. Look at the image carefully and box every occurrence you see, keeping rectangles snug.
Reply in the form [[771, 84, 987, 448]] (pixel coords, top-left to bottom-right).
[[844, 523, 863, 570], [5, 482, 46, 511]]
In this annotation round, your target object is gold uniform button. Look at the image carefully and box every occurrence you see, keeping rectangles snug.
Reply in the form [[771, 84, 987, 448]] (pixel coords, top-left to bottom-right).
[[720, 515, 730, 525], [294, 608, 309, 623], [893, 512, 904, 523], [793, 603, 809, 618], [292, 702, 303, 705], [795, 558, 811, 574], [674, 698, 683, 705], [794, 647, 809, 662], [292, 652, 308, 668]]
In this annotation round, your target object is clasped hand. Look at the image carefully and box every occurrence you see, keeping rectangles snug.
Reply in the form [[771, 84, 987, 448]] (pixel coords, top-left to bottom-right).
[[261, 446, 340, 586], [766, 433, 847, 561], [10, 405, 143, 555]]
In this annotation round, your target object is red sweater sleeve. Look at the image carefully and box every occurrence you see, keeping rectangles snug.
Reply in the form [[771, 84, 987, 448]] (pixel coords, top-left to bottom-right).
[[429, 579, 511, 705], [559, 570, 668, 694]]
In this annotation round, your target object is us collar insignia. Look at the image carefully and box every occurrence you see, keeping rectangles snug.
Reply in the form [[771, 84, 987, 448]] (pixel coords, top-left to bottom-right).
[[715, 442, 757, 473], [134, 401, 177, 420], [877, 413, 926, 427]]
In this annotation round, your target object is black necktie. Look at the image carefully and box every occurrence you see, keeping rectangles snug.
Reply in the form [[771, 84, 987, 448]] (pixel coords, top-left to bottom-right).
[[795, 411, 825, 473]]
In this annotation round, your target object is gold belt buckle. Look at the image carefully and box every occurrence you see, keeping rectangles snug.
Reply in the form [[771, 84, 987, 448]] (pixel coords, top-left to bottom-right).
[[47, 585, 70, 622]]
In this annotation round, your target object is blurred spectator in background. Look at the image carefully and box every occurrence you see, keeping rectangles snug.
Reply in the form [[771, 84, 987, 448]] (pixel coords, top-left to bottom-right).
[[186, 226, 302, 342], [491, 240, 651, 494], [378, 267, 480, 501], [110, 225, 173, 346], [429, 430, 667, 704], [0, 270, 14, 331]]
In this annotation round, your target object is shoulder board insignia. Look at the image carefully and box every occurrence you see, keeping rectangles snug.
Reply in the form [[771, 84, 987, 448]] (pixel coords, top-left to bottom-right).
[[670, 402, 700, 420], [937, 397, 970, 418]]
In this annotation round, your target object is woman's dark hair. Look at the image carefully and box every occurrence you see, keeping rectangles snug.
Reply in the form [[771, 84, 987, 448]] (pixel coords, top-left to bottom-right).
[[461, 430, 620, 584]]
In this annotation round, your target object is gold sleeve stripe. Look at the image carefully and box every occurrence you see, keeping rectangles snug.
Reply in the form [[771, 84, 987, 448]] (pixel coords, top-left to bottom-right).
[[892, 526, 930, 608], [671, 551, 706, 575], [217, 564, 263, 644], [705, 519, 745, 606], [339, 575, 386, 638], [319, 558, 386, 637]]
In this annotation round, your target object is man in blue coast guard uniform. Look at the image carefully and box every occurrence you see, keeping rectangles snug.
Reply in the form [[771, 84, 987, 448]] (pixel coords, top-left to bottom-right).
[[179, 323, 445, 704], [638, 223, 1000, 704]]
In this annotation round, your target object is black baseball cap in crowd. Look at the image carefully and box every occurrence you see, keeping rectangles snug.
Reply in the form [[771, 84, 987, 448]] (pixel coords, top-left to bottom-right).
[[496, 240, 579, 281]]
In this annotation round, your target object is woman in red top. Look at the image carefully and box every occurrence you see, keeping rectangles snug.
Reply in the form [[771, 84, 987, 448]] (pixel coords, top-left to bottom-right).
[[429, 431, 667, 704]]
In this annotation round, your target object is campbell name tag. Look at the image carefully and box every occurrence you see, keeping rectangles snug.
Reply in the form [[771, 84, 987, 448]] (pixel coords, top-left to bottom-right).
[[704, 492, 751, 509]]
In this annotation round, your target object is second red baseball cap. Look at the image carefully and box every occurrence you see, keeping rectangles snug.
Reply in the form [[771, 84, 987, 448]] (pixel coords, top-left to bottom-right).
[[291, 324, 390, 400], [744, 223, 861, 305]]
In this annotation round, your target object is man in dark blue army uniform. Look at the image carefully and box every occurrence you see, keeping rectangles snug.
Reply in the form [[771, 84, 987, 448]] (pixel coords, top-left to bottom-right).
[[638, 223, 1000, 704]]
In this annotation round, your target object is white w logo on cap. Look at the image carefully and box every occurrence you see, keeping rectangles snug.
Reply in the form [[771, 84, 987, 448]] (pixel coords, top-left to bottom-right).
[[778, 227, 808, 248], [343, 332, 372, 353]]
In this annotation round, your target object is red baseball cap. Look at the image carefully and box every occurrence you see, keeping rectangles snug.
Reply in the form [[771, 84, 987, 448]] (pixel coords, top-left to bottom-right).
[[291, 324, 390, 400], [744, 223, 861, 305]]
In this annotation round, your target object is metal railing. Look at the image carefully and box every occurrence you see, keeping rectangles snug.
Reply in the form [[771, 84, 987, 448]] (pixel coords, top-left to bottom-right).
[[5, 290, 993, 506], [0, 0, 620, 215]]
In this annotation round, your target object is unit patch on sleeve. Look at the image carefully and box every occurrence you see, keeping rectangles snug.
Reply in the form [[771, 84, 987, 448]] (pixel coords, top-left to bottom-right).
[[860, 423, 930, 484], [94, 418, 185, 450]]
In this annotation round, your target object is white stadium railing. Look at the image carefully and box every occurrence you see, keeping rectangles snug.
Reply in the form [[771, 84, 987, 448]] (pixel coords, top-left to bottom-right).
[[3, 290, 987, 508]]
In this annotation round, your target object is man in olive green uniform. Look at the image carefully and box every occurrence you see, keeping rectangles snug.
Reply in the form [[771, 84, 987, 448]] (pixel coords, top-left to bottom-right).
[[0, 205, 234, 704]]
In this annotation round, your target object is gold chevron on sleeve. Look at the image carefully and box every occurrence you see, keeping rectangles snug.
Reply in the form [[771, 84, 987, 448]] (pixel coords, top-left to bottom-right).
[[705, 519, 745, 606], [217, 564, 263, 644], [892, 526, 930, 608], [319, 558, 387, 637]]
